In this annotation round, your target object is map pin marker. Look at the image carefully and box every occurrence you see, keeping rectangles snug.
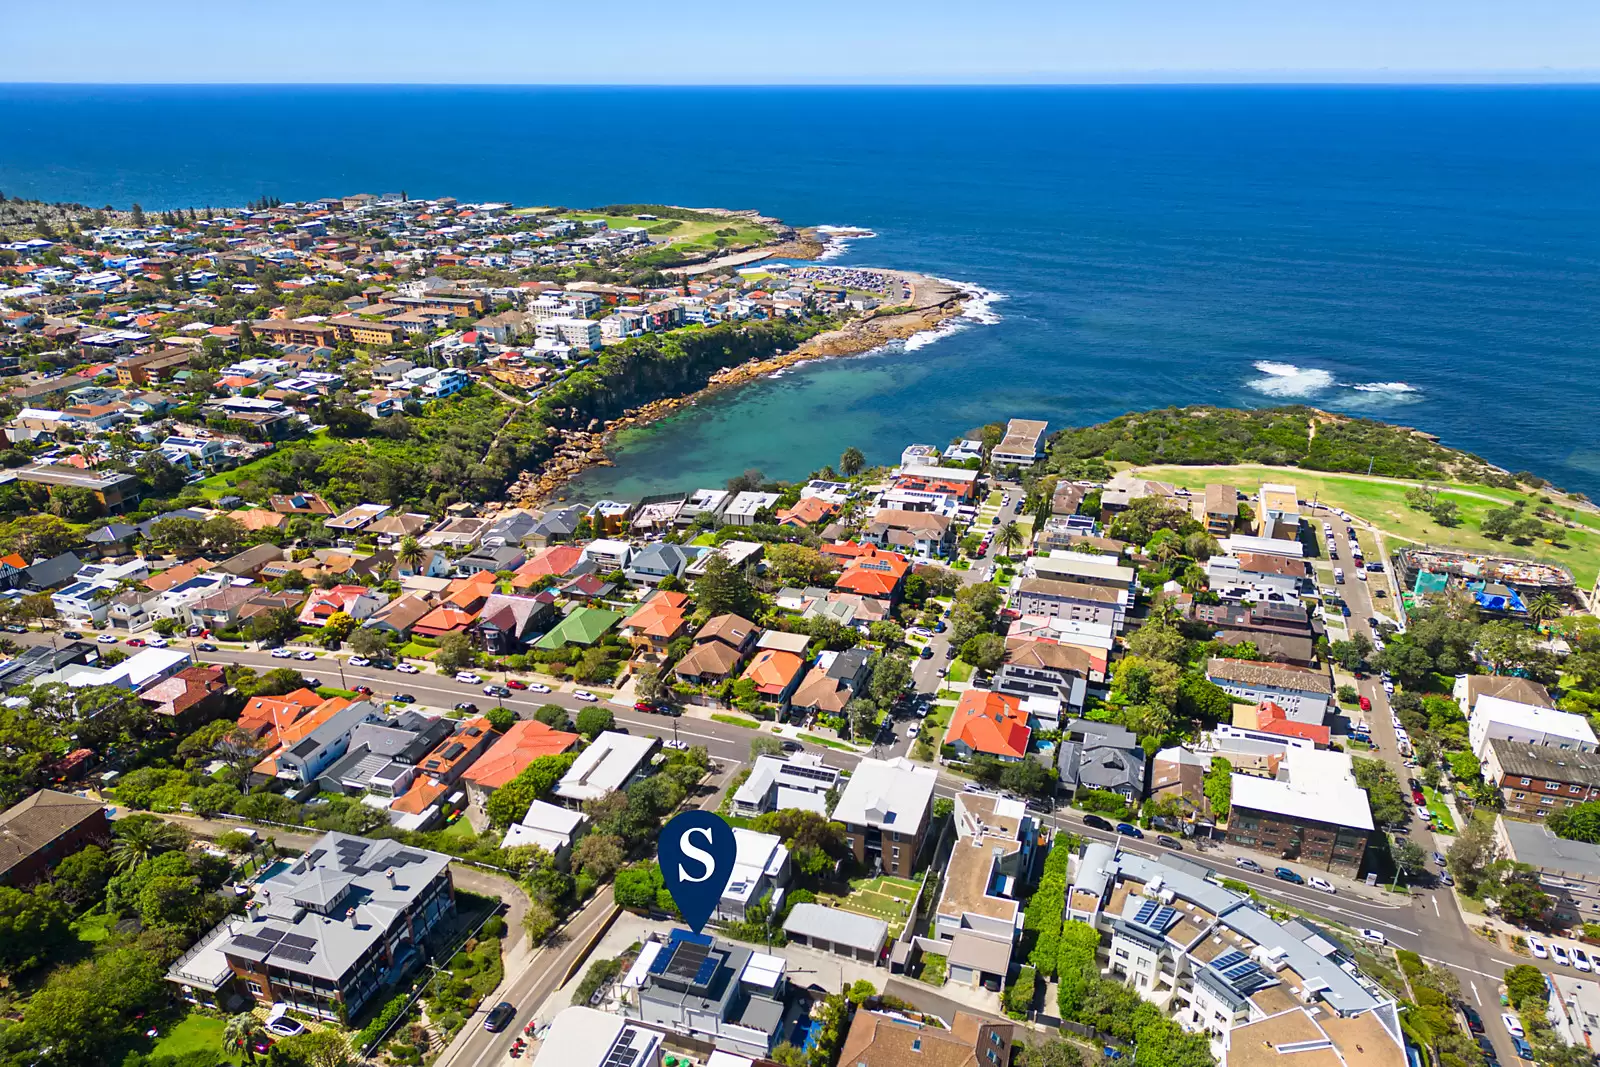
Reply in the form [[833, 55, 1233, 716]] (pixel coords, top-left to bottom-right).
[[658, 810, 737, 934]]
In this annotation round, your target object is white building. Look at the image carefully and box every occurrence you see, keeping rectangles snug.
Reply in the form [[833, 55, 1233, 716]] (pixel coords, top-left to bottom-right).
[[729, 753, 840, 818], [554, 731, 658, 805], [1469, 695, 1598, 758], [502, 799, 587, 861], [722, 492, 781, 527], [718, 829, 791, 921], [536, 317, 602, 350], [581, 539, 632, 572], [531, 1007, 662, 1067]]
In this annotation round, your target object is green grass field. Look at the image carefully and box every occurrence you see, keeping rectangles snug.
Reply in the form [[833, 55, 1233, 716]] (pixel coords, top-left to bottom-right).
[[827, 875, 920, 937], [1424, 786, 1458, 834], [1132, 464, 1600, 587], [150, 1013, 238, 1065], [946, 659, 974, 684]]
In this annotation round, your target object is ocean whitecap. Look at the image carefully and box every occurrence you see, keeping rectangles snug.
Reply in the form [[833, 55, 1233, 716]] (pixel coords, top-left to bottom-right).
[[902, 280, 1006, 351], [1247, 361, 1336, 398], [813, 225, 878, 261], [1351, 381, 1419, 394]]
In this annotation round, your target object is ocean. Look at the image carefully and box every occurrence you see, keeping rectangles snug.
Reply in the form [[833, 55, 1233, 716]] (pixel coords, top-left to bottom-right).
[[3, 84, 1597, 496]]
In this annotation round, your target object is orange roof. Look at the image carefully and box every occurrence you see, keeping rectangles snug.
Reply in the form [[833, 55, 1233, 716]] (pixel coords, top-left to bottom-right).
[[389, 778, 446, 815], [512, 545, 585, 587], [464, 719, 580, 790], [742, 649, 805, 696], [0, 553, 26, 570], [835, 545, 911, 599], [253, 697, 351, 774], [945, 690, 1031, 759], [1252, 701, 1331, 746], [446, 570, 498, 608], [777, 496, 838, 527], [144, 559, 214, 592], [238, 695, 311, 741], [413, 605, 479, 635], [624, 591, 691, 640]]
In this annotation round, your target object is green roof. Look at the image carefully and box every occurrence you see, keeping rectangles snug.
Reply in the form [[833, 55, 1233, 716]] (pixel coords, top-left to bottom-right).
[[535, 606, 622, 650]]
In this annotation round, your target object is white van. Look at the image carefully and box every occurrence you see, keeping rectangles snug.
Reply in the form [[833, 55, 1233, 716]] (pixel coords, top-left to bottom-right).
[[1334, 568, 1345, 584]]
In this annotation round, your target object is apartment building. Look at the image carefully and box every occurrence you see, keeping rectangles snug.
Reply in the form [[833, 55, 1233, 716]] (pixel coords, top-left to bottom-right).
[[832, 756, 937, 878], [1469, 695, 1598, 759], [1205, 659, 1333, 726], [1226, 748, 1373, 876], [1483, 739, 1600, 819], [990, 418, 1048, 467], [933, 792, 1038, 988]]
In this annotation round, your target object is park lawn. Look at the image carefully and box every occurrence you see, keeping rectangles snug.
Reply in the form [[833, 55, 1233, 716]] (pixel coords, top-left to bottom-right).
[[1131, 464, 1600, 587], [151, 1013, 239, 1065], [573, 214, 774, 253], [1424, 786, 1458, 834]]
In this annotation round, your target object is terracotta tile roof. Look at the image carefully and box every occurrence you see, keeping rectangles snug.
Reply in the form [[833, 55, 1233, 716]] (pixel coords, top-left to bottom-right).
[[140, 665, 225, 718], [463, 719, 580, 790], [695, 613, 758, 649], [144, 558, 214, 592], [623, 591, 690, 640], [446, 570, 498, 608], [946, 690, 1031, 759], [673, 639, 746, 680], [513, 545, 585, 587], [413, 605, 479, 635], [777, 496, 838, 527], [238, 695, 313, 741], [835, 545, 911, 598], [742, 648, 805, 695], [0, 790, 107, 880], [253, 697, 351, 775], [1244, 700, 1331, 745], [838, 1010, 1010, 1067], [0, 553, 28, 570], [1206, 657, 1333, 695]]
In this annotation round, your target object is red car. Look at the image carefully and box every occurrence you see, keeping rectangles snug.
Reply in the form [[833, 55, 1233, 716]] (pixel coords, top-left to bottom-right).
[[507, 679, 527, 690], [1359, 696, 1371, 711], [353, 685, 373, 695], [126, 638, 146, 647]]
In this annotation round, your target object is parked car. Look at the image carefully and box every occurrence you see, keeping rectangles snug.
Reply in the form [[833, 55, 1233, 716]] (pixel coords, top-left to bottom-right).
[[1573, 947, 1592, 972], [484, 1002, 517, 1033], [1358, 929, 1387, 945], [1274, 867, 1304, 884], [396, 663, 419, 674], [97, 634, 119, 644], [455, 671, 482, 684], [1502, 1013, 1525, 1038], [1156, 835, 1182, 851], [147, 636, 169, 648], [780, 740, 803, 753], [296, 650, 317, 661], [1309, 876, 1336, 894], [1433, 851, 1448, 867], [1235, 857, 1264, 873], [196, 642, 218, 652], [61, 631, 83, 640], [573, 690, 598, 702], [353, 685, 373, 695], [5, 624, 29, 633], [1512, 1036, 1534, 1061], [1530, 937, 1549, 959], [127, 638, 146, 647], [484, 685, 512, 698], [1115, 822, 1143, 838], [1359, 696, 1371, 711], [920, 646, 934, 659], [663, 739, 689, 751], [525, 682, 551, 693], [454, 702, 479, 713], [907, 724, 920, 738], [1554, 945, 1572, 967], [507, 679, 528, 690], [349, 656, 371, 667], [1462, 1004, 1485, 1034], [392, 694, 416, 704]]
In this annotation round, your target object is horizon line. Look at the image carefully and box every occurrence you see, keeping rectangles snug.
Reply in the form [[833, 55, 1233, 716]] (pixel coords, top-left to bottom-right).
[[3, 76, 1600, 89]]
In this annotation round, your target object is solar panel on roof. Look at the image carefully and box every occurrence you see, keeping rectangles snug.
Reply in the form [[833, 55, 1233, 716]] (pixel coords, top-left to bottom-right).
[[272, 944, 317, 964], [255, 928, 286, 943], [281, 932, 318, 950], [666, 941, 710, 981], [1223, 962, 1260, 981], [1134, 900, 1159, 926], [603, 1048, 641, 1067], [232, 935, 277, 953], [1152, 906, 1178, 930], [392, 851, 427, 865], [1211, 950, 1249, 970], [693, 954, 718, 985]]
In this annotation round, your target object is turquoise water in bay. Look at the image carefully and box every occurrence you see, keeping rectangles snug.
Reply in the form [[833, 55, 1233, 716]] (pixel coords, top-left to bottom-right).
[[2, 85, 1597, 495]]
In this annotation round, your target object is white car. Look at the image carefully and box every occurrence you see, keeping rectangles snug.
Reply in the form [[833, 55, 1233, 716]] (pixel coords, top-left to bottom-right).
[[1357, 929, 1387, 945], [573, 690, 598, 702], [455, 672, 482, 684], [396, 663, 419, 674], [297, 650, 317, 661], [147, 636, 169, 648], [1530, 936, 1549, 959], [1308, 877, 1336, 894], [1574, 947, 1593, 972], [271, 647, 294, 658], [264, 1017, 305, 1038], [349, 656, 370, 667], [97, 634, 118, 644], [525, 682, 551, 693], [907, 724, 920, 738], [663, 739, 689, 751], [908, 627, 934, 638], [1554, 945, 1572, 967], [1503, 1013, 1525, 1038]]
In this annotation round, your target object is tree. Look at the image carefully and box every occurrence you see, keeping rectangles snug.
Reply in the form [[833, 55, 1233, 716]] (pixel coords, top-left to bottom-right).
[[750, 735, 785, 759], [693, 553, 760, 620], [275, 1028, 353, 1067], [839, 447, 865, 477], [322, 610, 358, 644], [1204, 757, 1232, 819], [1526, 591, 1563, 629], [1392, 838, 1428, 882], [634, 665, 669, 707], [1126, 622, 1187, 663], [572, 834, 625, 880], [766, 543, 831, 586], [434, 631, 476, 672], [523, 899, 557, 944], [1505, 964, 1550, 1011], [1497, 878, 1552, 927], [485, 705, 516, 732], [0, 885, 72, 974], [251, 604, 303, 647], [1330, 634, 1373, 672], [997, 520, 1024, 557], [533, 703, 572, 729], [845, 697, 878, 742], [1018, 1038, 1085, 1067], [483, 753, 579, 828], [576, 705, 615, 739], [110, 814, 188, 871], [960, 633, 1006, 672], [1351, 757, 1409, 827], [225, 1012, 268, 1064], [1447, 817, 1499, 895], [1373, 640, 1437, 691], [999, 758, 1056, 797], [1110, 656, 1181, 710], [397, 534, 425, 574], [50, 844, 110, 906], [138, 873, 205, 930], [867, 654, 913, 709], [347, 626, 391, 659]]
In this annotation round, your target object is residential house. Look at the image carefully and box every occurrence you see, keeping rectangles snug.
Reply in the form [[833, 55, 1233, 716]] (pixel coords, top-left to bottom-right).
[[269, 700, 387, 784], [297, 585, 389, 626], [832, 756, 937, 878], [625, 542, 696, 585], [1455, 674, 1555, 718], [1203, 484, 1239, 535], [0, 790, 110, 888], [837, 1009, 1014, 1067], [1058, 720, 1147, 801], [832, 544, 912, 602], [502, 800, 587, 860], [862, 509, 954, 559], [621, 591, 691, 660], [363, 594, 435, 641], [933, 792, 1038, 988], [777, 496, 839, 529], [994, 638, 1096, 726], [453, 544, 526, 577], [729, 753, 841, 818], [723, 491, 780, 527], [462, 719, 581, 817], [534, 606, 622, 651], [581, 539, 632, 572], [674, 613, 761, 686], [1205, 659, 1333, 726], [618, 930, 795, 1059], [788, 648, 871, 719], [945, 690, 1031, 762], [553, 731, 658, 806], [470, 593, 555, 654], [741, 649, 806, 706], [139, 665, 227, 726], [717, 828, 792, 921]]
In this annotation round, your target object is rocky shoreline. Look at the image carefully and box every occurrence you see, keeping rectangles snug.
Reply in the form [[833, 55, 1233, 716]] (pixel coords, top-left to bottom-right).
[[508, 270, 971, 506]]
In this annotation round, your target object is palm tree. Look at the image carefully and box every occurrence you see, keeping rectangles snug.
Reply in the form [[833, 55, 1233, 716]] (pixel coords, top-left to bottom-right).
[[397, 534, 424, 575], [839, 447, 865, 478], [111, 818, 188, 871], [1526, 592, 1562, 631], [997, 520, 1024, 557], [1150, 537, 1181, 564], [224, 1013, 266, 1064]]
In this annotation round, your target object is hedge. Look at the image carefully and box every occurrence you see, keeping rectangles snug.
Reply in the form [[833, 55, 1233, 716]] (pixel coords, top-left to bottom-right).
[[1057, 920, 1101, 1016], [1023, 843, 1072, 976], [1004, 965, 1037, 1019]]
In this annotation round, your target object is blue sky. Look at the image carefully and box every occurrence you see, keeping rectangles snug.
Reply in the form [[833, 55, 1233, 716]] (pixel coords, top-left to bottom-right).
[[5, 0, 1599, 83]]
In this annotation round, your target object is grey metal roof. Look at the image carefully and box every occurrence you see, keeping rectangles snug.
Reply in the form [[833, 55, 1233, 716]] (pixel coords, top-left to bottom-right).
[[1501, 818, 1600, 878], [1488, 739, 1600, 786], [783, 902, 887, 953]]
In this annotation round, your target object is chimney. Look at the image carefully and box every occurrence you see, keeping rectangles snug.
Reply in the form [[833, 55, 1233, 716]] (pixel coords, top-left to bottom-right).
[[385, 868, 396, 886]]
